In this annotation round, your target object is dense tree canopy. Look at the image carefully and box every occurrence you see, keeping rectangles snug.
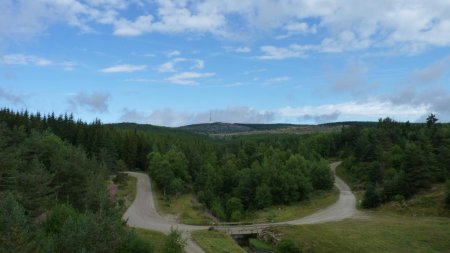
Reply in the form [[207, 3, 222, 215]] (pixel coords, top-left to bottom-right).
[[337, 115, 450, 208]]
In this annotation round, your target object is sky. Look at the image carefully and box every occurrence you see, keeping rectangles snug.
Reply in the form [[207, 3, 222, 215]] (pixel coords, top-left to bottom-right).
[[1, 0, 450, 127]]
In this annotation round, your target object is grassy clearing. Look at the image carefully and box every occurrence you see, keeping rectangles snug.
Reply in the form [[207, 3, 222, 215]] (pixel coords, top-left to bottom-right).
[[152, 182, 215, 225], [276, 215, 450, 253], [153, 181, 339, 225], [134, 228, 188, 253], [134, 229, 167, 252], [376, 184, 450, 218], [192, 230, 246, 253], [336, 163, 450, 216], [117, 175, 137, 206], [245, 188, 339, 223]]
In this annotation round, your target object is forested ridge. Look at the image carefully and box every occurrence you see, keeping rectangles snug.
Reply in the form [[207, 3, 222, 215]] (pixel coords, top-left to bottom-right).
[[336, 115, 450, 209], [1, 108, 450, 252]]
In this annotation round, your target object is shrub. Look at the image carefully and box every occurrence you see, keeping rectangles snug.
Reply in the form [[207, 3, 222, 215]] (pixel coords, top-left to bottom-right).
[[277, 238, 300, 253]]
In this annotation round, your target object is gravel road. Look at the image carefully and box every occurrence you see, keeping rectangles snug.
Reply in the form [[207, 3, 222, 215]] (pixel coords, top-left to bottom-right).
[[123, 161, 361, 253]]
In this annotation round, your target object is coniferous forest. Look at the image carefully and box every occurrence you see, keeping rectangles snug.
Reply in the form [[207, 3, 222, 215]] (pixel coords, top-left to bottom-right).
[[1, 108, 450, 252]]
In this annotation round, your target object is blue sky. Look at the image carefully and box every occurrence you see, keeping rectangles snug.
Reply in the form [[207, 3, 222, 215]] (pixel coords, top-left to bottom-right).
[[1, 0, 450, 126]]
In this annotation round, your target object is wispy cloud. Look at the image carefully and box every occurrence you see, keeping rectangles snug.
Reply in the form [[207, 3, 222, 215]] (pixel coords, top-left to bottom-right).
[[158, 58, 204, 73], [100, 64, 147, 73], [279, 101, 429, 122], [113, 15, 153, 36], [167, 71, 215, 85], [410, 55, 450, 84], [0, 88, 23, 104], [119, 106, 273, 127], [298, 111, 340, 124], [167, 50, 181, 57], [267, 76, 290, 83], [258, 44, 310, 60], [0, 54, 77, 70], [244, 68, 267, 75], [225, 46, 251, 53], [68, 91, 110, 113], [0, 54, 52, 66]]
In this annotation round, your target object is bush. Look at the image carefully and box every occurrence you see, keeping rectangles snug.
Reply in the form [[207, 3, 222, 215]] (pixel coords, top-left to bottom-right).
[[163, 228, 186, 253], [124, 233, 153, 253], [277, 238, 300, 253], [310, 163, 334, 190], [362, 185, 380, 209], [445, 180, 450, 209]]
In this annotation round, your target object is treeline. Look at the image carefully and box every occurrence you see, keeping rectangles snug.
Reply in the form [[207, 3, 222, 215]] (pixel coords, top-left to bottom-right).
[[0, 108, 214, 171], [0, 121, 153, 252], [0, 108, 337, 224], [336, 115, 450, 208]]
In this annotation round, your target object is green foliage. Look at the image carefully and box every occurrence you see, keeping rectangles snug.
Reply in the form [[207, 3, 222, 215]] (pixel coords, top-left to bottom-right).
[[0, 110, 158, 253], [277, 238, 301, 253], [0, 192, 32, 253], [148, 150, 189, 197], [426, 113, 438, 127], [44, 204, 78, 234], [362, 185, 381, 209], [124, 233, 154, 253], [255, 183, 272, 209], [310, 162, 334, 190], [163, 228, 187, 253], [226, 197, 244, 221], [446, 180, 450, 209], [337, 116, 450, 208]]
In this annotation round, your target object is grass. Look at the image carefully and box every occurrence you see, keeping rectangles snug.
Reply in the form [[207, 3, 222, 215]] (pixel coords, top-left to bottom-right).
[[134, 228, 169, 252], [152, 181, 339, 225], [245, 188, 339, 223], [376, 184, 450, 218], [134, 228, 188, 253], [276, 215, 450, 253], [152, 182, 215, 225], [191, 230, 246, 253], [108, 174, 137, 212], [249, 238, 276, 251]]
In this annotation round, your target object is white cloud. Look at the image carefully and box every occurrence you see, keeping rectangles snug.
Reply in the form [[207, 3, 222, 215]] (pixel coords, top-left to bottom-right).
[[113, 15, 153, 36], [100, 64, 147, 73], [259, 44, 310, 60], [158, 58, 205, 73], [4, 1, 450, 54], [167, 71, 215, 85], [1, 54, 52, 66], [277, 22, 317, 39], [225, 46, 251, 53], [167, 50, 181, 57], [279, 100, 429, 122], [158, 61, 176, 73], [0, 54, 77, 70]]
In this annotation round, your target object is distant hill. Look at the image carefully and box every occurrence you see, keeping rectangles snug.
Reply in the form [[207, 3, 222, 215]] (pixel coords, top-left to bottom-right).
[[106, 122, 199, 137], [108, 121, 381, 137], [178, 122, 355, 136]]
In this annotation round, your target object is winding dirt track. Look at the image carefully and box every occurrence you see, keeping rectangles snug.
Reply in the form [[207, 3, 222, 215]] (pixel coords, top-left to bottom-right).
[[123, 162, 361, 253]]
